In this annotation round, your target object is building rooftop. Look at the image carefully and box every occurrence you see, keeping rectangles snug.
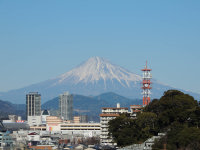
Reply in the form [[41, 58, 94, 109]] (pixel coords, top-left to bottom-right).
[[102, 107, 128, 110], [3, 122, 30, 131], [99, 114, 120, 117], [42, 110, 49, 115], [27, 92, 40, 94], [28, 132, 38, 135]]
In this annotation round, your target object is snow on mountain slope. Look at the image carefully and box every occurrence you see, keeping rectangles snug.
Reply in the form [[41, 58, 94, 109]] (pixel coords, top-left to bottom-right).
[[0, 56, 199, 104], [55, 57, 142, 87]]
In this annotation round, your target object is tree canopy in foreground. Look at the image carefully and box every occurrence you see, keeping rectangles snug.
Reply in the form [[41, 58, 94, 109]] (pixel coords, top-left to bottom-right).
[[108, 90, 200, 149]]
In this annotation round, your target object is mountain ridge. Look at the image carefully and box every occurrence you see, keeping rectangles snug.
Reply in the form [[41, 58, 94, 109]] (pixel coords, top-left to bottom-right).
[[42, 92, 141, 121], [0, 99, 26, 119], [0, 56, 199, 104]]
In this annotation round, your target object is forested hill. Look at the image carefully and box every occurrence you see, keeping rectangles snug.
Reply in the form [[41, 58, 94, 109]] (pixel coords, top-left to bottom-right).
[[108, 90, 200, 149], [0, 99, 25, 119]]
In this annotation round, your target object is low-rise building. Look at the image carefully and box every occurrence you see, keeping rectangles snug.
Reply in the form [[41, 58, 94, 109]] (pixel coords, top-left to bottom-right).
[[60, 123, 101, 137], [0, 131, 13, 148], [73, 115, 88, 123], [27, 132, 40, 145], [2, 115, 23, 123], [46, 116, 63, 131], [130, 105, 143, 117], [8, 115, 18, 122], [30, 117, 101, 138], [30, 125, 46, 131]]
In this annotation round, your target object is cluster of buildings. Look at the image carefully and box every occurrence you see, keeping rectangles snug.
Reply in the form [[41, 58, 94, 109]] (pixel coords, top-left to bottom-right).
[[0, 62, 154, 149], [26, 91, 73, 126], [0, 90, 144, 149], [100, 103, 143, 145], [0, 91, 102, 149], [25, 91, 144, 146]]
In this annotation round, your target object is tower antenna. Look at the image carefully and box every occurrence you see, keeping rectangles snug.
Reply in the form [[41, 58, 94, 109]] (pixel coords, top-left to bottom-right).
[[146, 60, 147, 69], [141, 61, 152, 106]]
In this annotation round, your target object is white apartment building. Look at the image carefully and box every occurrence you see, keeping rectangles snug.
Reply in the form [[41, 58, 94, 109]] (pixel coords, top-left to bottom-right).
[[100, 103, 129, 145]]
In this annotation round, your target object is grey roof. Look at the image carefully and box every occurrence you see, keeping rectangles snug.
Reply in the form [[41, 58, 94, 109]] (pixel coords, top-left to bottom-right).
[[3, 123, 30, 131], [0, 121, 6, 132], [42, 110, 49, 115]]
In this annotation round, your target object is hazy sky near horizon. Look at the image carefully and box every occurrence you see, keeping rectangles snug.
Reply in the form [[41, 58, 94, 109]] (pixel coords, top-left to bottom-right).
[[0, 1, 200, 94]]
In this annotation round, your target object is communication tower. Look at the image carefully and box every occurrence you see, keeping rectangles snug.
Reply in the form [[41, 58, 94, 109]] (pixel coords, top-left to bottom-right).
[[141, 61, 152, 106]]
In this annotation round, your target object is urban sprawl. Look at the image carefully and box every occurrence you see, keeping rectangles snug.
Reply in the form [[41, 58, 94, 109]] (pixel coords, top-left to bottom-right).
[[0, 63, 159, 150]]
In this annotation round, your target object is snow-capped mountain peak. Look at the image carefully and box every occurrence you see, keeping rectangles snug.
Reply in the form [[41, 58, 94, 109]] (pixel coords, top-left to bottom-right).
[[56, 56, 142, 87], [1, 56, 199, 104]]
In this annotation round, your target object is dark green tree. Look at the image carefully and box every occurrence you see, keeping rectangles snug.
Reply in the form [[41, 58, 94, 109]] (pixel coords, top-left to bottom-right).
[[145, 90, 198, 129], [108, 90, 200, 148], [135, 112, 159, 140], [108, 113, 138, 146]]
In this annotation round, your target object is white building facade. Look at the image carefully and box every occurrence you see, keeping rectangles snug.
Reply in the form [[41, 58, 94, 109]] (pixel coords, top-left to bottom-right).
[[100, 103, 129, 145]]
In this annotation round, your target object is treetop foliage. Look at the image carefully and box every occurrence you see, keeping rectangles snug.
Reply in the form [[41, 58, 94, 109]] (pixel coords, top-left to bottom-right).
[[108, 90, 200, 149]]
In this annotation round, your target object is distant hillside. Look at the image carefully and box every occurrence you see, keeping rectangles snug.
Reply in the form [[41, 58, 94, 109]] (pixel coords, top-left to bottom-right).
[[94, 92, 141, 106], [0, 100, 26, 120], [42, 94, 109, 121], [42, 92, 141, 121], [0, 92, 142, 121]]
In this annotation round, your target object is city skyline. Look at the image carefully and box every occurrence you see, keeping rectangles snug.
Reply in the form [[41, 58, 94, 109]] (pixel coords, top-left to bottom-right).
[[0, 1, 200, 94]]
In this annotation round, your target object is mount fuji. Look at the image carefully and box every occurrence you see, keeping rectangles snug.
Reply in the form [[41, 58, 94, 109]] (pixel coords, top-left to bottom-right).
[[0, 57, 198, 104]]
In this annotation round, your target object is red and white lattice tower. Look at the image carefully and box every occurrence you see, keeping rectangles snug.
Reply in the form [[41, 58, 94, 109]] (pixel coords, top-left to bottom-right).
[[141, 61, 152, 106]]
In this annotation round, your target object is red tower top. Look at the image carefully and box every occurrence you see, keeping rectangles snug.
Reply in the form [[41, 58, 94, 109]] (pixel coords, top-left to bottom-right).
[[141, 61, 152, 106], [141, 61, 152, 71]]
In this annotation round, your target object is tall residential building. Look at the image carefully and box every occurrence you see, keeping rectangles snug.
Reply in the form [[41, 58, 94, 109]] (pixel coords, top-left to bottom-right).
[[26, 92, 41, 125], [100, 103, 129, 145], [59, 91, 73, 121]]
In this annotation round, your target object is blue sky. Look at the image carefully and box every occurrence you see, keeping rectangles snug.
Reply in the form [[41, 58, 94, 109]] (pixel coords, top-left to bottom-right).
[[0, 0, 200, 94]]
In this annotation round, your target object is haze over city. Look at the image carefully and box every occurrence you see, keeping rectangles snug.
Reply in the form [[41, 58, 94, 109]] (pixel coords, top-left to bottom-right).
[[0, 1, 200, 94]]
